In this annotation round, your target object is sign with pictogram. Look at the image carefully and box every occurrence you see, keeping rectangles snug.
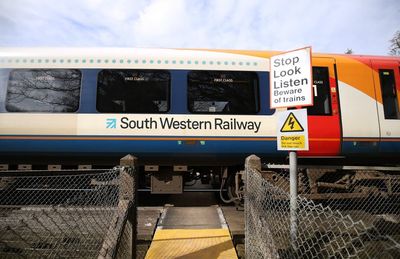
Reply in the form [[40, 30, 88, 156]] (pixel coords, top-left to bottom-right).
[[277, 109, 309, 151], [280, 113, 304, 132]]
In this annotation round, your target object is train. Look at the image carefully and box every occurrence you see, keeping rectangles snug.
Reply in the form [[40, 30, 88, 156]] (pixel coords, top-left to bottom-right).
[[0, 48, 399, 198]]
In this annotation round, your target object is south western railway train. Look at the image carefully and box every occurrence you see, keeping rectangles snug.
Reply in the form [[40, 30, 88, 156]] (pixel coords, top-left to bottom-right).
[[0, 48, 399, 198]]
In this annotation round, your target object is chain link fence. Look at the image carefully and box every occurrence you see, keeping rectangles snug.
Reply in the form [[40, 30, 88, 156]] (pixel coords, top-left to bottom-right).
[[0, 156, 137, 259], [245, 155, 400, 259]]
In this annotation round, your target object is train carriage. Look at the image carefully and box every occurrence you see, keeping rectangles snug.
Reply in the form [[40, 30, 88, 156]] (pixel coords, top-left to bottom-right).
[[0, 48, 399, 196]]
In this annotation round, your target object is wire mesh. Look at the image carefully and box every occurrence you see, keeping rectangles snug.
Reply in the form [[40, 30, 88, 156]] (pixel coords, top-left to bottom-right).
[[0, 166, 136, 259], [245, 157, 400, 259]]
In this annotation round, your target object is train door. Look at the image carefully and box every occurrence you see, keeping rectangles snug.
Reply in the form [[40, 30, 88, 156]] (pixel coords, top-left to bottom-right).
[[299, 57, 341, 156], [371, 60, 400, 155]]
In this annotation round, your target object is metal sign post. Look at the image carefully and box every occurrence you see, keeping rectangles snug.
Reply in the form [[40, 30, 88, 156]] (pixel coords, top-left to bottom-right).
[[272, 47, 313, 250], [289, 151, 298, 248]]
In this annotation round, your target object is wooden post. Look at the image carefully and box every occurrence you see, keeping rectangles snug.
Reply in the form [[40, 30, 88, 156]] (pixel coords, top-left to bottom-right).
[[244, 155, 261, 258], [245, 155, 261, 172], [98, 155, 138, 259], [120, 154, 138, 259]]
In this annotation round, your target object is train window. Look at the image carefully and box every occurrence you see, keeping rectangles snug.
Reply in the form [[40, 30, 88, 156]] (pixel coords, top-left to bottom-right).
[[6, 69, 81, 112], [306, 67, 332, 115], [188, 71, 259, 114], [379, 69, 400, 119], [97, 70, 170, 113]]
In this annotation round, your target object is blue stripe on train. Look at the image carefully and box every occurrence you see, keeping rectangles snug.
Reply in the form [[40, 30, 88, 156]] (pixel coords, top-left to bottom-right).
[[341, 141, 378, 154], [0, 139, 285, 157], [379, 140, 400, 154], [342, 140, 400, 155]]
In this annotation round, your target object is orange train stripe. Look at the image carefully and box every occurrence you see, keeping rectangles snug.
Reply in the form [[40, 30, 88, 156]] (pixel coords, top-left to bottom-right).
[[0, 136, 276, 141], [0, 136, 342, 142], [343, 138, 400, 142], [383, 139, 400, 142], [344, 138, 379, 142], [1, 136, 399, 142]]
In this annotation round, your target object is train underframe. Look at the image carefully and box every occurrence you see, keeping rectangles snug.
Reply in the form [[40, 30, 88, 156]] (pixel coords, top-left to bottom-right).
[[1, 155, 400, 204], [258, 166, 400, 200], [110, 164, 397, 210]]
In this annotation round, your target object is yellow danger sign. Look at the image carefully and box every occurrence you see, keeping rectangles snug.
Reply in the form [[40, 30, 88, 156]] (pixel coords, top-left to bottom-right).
[[277, 109, 309, 151], [280, 112, 304, 132], [280, 135, 305, 149]]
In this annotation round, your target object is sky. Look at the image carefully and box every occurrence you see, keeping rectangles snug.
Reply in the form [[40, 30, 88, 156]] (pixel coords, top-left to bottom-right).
[[0, 0, 399, 55]]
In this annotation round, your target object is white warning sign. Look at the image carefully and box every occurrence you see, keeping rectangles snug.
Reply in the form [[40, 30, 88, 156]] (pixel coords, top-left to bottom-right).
[[277, 109, 309, 151], [270, 47, 313, 109]]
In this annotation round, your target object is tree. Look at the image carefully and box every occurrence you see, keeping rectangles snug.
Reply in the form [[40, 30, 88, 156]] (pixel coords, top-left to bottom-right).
[[389, 30, 400, 56], [344, 48, 353, 54]]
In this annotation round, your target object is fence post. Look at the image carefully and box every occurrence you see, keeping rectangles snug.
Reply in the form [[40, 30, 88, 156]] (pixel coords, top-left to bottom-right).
[[120, 154, 138, 259], [244, 155, 261, 258], [244, 155, 261, 227], [245, 155, 261, 173]]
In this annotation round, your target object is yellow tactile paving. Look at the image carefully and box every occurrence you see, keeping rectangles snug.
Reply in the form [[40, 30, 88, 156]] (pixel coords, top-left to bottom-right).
[[145, 229, 238, 259]]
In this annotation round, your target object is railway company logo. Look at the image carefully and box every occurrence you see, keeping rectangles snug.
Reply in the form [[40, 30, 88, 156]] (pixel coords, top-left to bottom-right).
[[103, 116, 262, 133], [106, 118, 117, 129]]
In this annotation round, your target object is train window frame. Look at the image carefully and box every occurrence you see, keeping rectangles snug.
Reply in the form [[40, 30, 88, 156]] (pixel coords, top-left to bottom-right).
[[379, 69, 400, 120], [306, 66, 332, 116], [5, 69, 82, 113], [187, 70, 260, 114], [96, 69, 171, 114]]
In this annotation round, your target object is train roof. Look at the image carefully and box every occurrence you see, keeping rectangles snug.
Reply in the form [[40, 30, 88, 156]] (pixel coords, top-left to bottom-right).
[[0, 48, 270, 71], [0, 47, 398, 58], [0, 48, 398, 70]]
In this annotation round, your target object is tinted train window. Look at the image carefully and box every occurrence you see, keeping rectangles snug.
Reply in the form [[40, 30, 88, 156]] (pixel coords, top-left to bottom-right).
[[6, 69, 81, 112], [307, 67, 332, 115], [379, 69, 400, 119], [188, 71, 259, 114], [97, 70, 170, 113]]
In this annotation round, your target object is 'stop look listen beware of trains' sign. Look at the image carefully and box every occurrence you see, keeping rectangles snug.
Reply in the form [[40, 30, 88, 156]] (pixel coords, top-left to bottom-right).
[[270, 47, 313, 109]]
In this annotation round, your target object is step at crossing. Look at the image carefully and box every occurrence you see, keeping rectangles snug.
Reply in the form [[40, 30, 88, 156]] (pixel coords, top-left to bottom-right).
[[145, 206, 238, 259]]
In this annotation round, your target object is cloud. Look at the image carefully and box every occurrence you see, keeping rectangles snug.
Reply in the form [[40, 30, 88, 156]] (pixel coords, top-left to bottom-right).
[[0, 0, 399, 55]]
